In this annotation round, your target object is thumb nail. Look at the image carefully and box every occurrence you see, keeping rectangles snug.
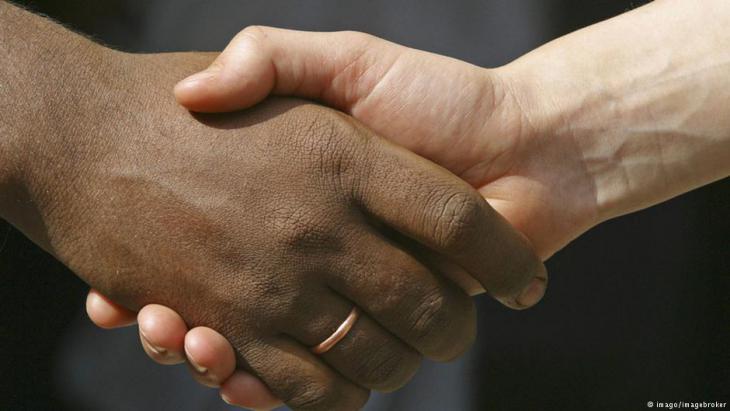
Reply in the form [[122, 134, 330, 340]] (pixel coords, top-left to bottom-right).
[[514, 276, 547, 308]]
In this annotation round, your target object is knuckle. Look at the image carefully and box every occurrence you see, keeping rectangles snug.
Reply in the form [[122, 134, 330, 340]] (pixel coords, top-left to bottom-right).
[[294, 108, 350, 157], [442, 296, 477, 361], [408, 286, 476, 360], [289, 106, 369, 185], [287, 382, 331, 410], [339, 30, 377, 46], [286, 380, 343, 411], [269, 205, 343, 253], [350, 258, 431, 322], [431, 190, 485, 253], [361, 269, 412, 316], [238, 25, 270, 42], [353, 345, 420, 391], [408, 286, 449, 343]]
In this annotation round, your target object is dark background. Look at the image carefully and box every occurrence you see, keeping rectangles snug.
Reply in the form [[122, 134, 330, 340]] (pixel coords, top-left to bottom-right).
[[1, 0, 728, 410]]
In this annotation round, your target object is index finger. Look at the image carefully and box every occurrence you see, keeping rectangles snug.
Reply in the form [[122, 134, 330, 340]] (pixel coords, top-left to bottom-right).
[[355, 135, 547, 309]]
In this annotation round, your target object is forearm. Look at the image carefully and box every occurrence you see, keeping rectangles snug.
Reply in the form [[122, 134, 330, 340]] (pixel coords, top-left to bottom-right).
[[0, 2, 28, 212], [504, 0, 730, 222], [0, 3, 230, 255], [0, 1, 102, 238], [0, 1, 97, 159]]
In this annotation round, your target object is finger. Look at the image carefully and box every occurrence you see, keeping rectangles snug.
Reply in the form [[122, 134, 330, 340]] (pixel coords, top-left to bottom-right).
[[355, 137, 548, 309], [85, 289, 137, 329], [174, 26, 401, 113], [220, 371, 282, 410], [329, 226, 475, 361], [241, 338, 370, 411], [284, 286, 421, 392], [137, 304, 188, 365], [421, 251, 485, 296], [183, 327, 237, 388]]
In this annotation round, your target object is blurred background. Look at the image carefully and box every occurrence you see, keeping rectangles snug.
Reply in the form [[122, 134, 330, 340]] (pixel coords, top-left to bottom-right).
[[1, 0, 728, 410]]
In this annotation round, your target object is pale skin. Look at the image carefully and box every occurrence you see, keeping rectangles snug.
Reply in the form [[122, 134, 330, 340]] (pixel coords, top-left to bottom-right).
[[89, 0, 730, 409]]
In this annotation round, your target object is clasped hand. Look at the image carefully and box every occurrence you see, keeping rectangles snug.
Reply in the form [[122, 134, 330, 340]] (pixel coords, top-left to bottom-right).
[[38, 38, 544, 411], [82, 2, 730, 409], [78, 26, 561, 409], [3, 1, 728, 410]]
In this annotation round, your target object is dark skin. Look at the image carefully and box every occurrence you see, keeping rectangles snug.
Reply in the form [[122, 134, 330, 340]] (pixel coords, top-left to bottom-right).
[[0, 3, 546, 410]]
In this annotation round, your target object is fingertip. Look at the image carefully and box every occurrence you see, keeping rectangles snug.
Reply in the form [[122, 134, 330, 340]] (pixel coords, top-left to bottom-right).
[[137, 305, 187, 358], [184, 326, 237, 387], [85, 289, 137, 329], [499, 266, 549, 310], [174, 33, 276, 113], [175, 70, 274, 114], [220, 371, 282, 410], [174, 68, 220, 110], [515, 275, 548, 308]]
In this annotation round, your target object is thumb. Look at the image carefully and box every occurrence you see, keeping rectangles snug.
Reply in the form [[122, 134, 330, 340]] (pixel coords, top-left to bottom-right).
[[174, 26, 400, 113]]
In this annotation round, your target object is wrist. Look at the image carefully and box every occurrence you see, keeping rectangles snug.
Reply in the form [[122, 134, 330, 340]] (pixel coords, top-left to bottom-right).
[[500, 0, 730, 226], [0, 2, 125, 248]]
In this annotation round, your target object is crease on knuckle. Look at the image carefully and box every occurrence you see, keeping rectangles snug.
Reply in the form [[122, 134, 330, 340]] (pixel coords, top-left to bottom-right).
[[292, 108, 369, 194], [270, 205, 342, 254], [352, 256, 431, 323], [355, 345, 420, 391], [408, 286, 449, 347], [352, 343, 407, 390], [295, 109, 349, 164], [431, 190, 483, 253], [362, 268, 410, 317], [286, 380, 338, 411]]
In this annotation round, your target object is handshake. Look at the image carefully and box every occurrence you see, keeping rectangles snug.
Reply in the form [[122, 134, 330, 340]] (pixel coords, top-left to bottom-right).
[[2, 1, 729, 410]]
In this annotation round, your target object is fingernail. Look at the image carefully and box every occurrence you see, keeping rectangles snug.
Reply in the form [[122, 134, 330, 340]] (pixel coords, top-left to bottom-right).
[[220, 393, 247, 408], [191, 361, 208, 374], [184, 346, 208, 374], [221, 393, 233, 405], [515, 276, 547, 308], [140, 332, 167, 355], [222, 393, 270, 410]]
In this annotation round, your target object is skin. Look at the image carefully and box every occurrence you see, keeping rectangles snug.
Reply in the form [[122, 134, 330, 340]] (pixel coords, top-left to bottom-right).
[[89, 0, 730, 408], [0, 3, 548, 411]]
